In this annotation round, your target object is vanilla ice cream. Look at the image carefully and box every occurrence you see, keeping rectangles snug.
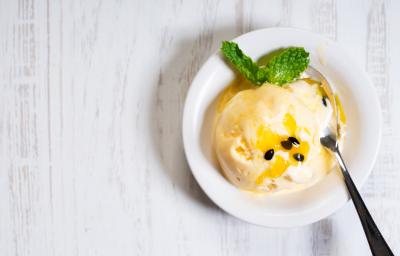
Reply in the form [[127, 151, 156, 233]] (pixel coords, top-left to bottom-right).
[[215, 79, 345, 193]]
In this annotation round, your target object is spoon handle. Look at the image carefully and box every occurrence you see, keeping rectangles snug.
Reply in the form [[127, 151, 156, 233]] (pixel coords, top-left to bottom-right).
[[335, 150, 394, 256]]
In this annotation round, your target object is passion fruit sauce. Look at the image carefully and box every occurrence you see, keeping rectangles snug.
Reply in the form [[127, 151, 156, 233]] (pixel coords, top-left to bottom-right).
[[255, 113, 310, 185]]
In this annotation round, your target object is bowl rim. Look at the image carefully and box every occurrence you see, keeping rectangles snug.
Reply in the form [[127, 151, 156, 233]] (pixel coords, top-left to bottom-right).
[[182, 27, 382, 227]]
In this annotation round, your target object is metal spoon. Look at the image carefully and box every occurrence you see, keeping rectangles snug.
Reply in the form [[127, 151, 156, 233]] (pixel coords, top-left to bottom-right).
[[305, 66, 394, 256]]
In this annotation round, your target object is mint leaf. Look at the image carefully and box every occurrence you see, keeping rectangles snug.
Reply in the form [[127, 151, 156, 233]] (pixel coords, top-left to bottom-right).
[[265, 47, 309, 85], [221, 41, 267, 85], [220, 41, 310, 86]]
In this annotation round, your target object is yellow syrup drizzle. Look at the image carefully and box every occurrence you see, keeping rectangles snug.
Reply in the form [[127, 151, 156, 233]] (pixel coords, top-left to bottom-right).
[[217, 78, 253, 113], [283, 113, 297, 135], [256, 156, 289, 184], [335, 94, 346, 124], [255, 113, 311, 184], [290, 141, 310, 164], [255, 125, 283, 152], [302, 78, 321, 86]]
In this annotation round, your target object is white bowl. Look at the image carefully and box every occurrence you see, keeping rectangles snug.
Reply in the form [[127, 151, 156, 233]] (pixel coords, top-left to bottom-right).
[[182, 28, 381, 227]]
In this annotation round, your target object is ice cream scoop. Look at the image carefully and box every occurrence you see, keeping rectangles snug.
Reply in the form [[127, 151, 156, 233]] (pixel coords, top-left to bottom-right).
[[215, 79, 344, 193]]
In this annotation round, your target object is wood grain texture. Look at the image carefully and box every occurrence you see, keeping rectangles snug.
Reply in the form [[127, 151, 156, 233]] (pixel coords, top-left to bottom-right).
[[310, 1, 337, 255], [0, 0, 399, 255]]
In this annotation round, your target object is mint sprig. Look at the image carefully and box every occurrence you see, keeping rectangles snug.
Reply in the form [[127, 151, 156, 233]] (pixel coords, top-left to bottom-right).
[[220, 41, 309, 86]]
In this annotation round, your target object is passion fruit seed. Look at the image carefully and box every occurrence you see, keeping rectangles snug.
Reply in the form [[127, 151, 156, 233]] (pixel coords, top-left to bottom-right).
[[293, 153, 305, 162], [281, 140, 292, 150], [322, 96, 328, 107], [264, 149, 274, 160], [288, 136, 300, 146]]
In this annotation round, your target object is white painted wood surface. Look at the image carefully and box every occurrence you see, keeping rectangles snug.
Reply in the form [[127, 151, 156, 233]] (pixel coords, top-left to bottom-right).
[[0, 0, 399, 255]]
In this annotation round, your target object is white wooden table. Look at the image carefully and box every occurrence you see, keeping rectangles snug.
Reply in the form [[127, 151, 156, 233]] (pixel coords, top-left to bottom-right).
[[1, 0, 399, 255]]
